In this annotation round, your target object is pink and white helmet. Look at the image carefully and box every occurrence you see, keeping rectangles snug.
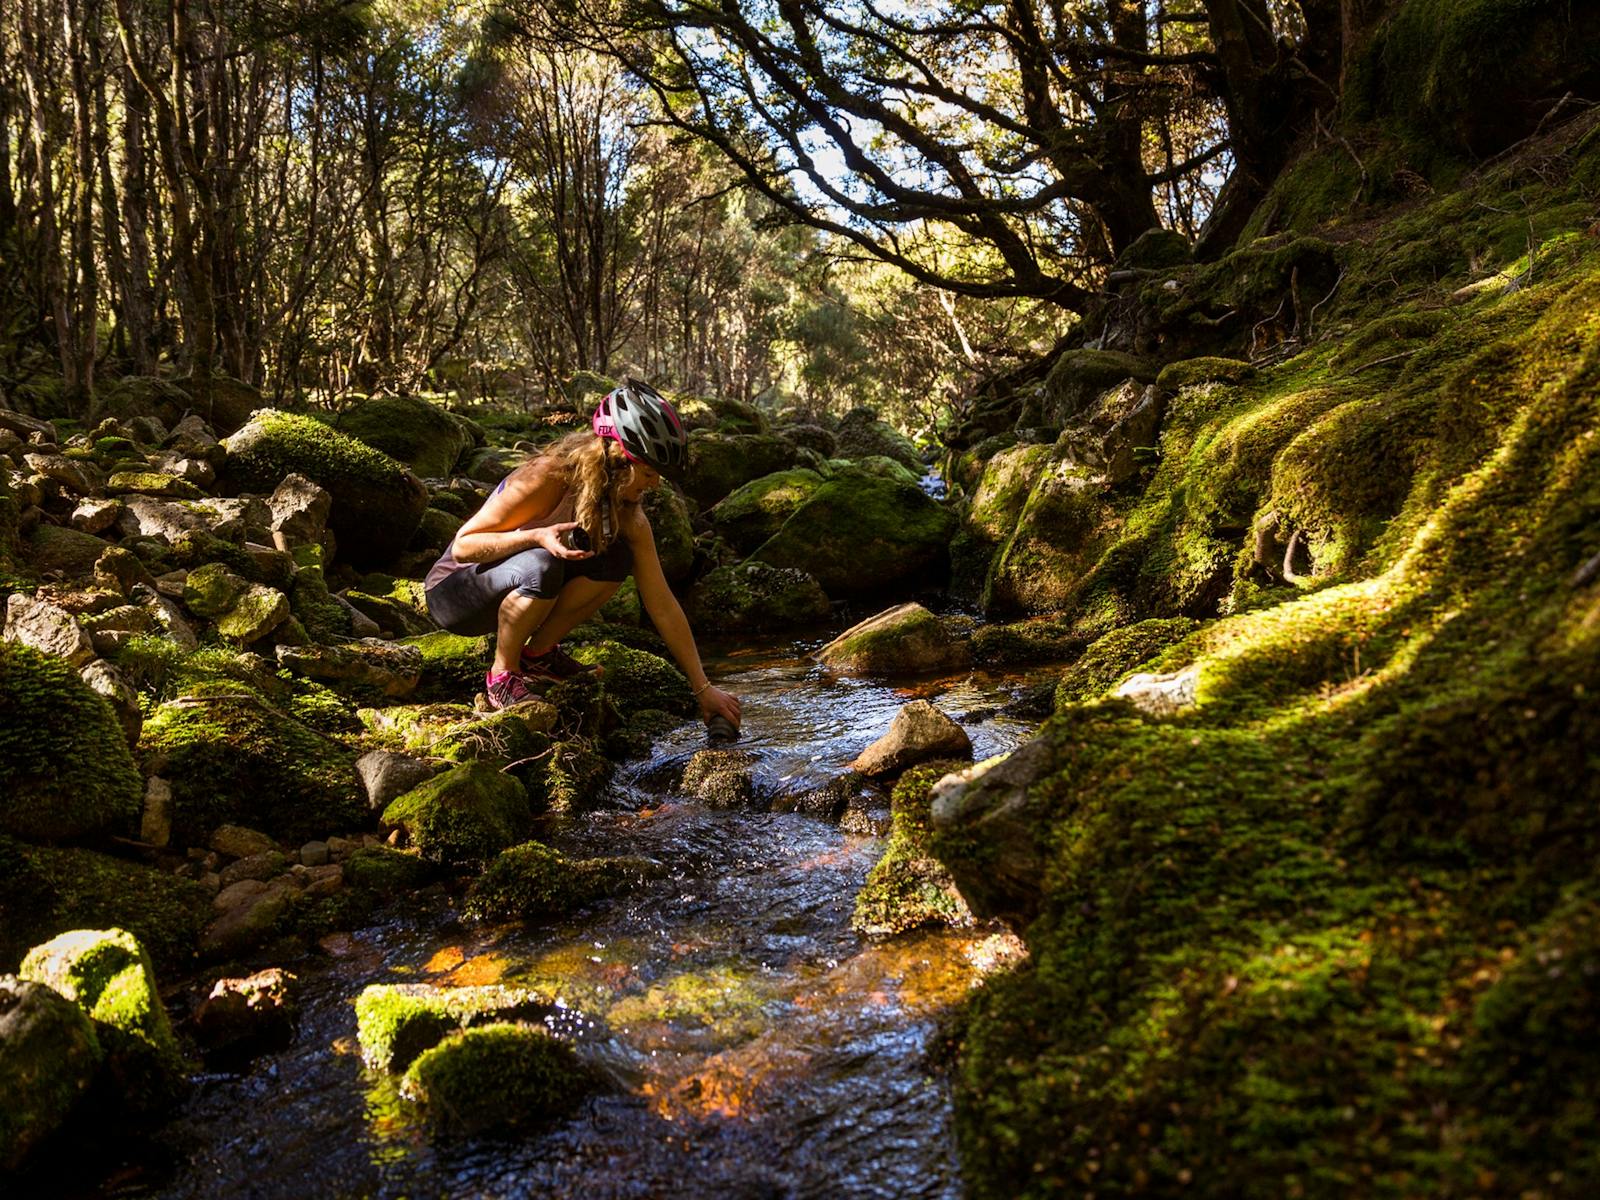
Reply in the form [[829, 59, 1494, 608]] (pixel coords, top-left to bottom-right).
[[592, 378, 689, 481]]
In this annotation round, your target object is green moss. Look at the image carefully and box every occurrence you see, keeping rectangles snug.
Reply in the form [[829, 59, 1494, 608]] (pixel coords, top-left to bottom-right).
[[969, 615, 1089, 668], [1055, 617, 1204, 707], [355, 982, 557, 1072], [464, 840, 630, 921], [0, 640, 142, 842], [984, 456, 1123, 615], [322, 394, 478, 479], [181, 562, 248, 618], [1156, 357, 1258, 391], [854, 762, 972, 938], [707, 468, 825, 554], [106, 470, 202, 500], [19, 927, 184, 1111], [381, 761, 531, 867], [402, 631, 492, 701], [569, 639, 693, 717], [683, 432, 801, 508], [26, 524, 111, 578], [399, 1022, 590, 1132], [341, 845, 433, 894], [533, 739, 612, 814], [138, 682, 363, 845], [0, 842, 206, 974], [683, 561, 832, 633]]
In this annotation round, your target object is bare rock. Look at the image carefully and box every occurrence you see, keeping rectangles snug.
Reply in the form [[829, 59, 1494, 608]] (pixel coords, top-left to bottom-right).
[[268, 473, 332, 544], [201, 880, 298, 958], [772, 772, 865, 820], [131, 584, 199, 650], [192, 967, 300, 1061], [79, 658, 142, 744], [24, 452, 101, 497], [141, 776, 174, 847], [210, 824, 278, 860], [0, 407, 58, 442], [848, 700, 972, 777], [356, 750, 444, 812], [4, 593, 94, 666], [71, 497, 123, 535], [1114, 665, 1199, 717]]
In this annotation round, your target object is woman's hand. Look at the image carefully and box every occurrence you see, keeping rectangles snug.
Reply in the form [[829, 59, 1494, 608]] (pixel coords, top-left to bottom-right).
[[535, 522, 594, 560], [697, 684, 742, 727]]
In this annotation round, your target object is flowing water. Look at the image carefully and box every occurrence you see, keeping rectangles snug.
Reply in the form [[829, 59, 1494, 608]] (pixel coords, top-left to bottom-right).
[[66, 637, 1041, 1200]]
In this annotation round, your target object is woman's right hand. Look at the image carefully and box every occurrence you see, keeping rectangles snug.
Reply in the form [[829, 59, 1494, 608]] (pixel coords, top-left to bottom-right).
[[537, 522, 594, 560]]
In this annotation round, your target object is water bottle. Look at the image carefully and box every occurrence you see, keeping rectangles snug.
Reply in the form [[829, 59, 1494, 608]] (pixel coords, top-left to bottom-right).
[[706, 714, 740, 744]]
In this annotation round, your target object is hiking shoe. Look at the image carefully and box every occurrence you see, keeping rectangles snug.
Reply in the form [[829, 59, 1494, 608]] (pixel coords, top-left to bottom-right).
[[520, 643, 602, 683], [484, 670, 533, 710]]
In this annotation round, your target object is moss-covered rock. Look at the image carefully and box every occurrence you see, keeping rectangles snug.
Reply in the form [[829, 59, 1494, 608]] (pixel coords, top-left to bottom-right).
[[105, 470, 202, 500], [0, 640, 142, 842], [399, 1022, 590, 1133], [854, 762, 972, 938], [533, 739, 613, 813], [642, 486, 695, 583], [707, 468, 825, 555], [381, 761, 531, 866], [402, 630, 492, 701], [684, 432, 801, 509], [288, 544, 348, 642], [817, 603, 970, 675], [138, 683, 363, 845], [967, 615, 1090, 668], [1055, 617, 1203, 707], [683, 561, 833, 633], [464, 840, 630, 921], [219, 410, 428, 567], [180, 561, 247, 619], [1156, 356, 1258, 391], [20, 927, 184, 1111], [355, 981, 556, 1072], [1037, 349, 1157, 427], [25, 524, 112, 579], [0, 976, 102, 1170], [949, 442, 1052, 601], [340, 845, 433, 895], [834, 408, 924, 472], [323, 394, 479, 479], [751, 474, 956, 597], [983, 455, 1122, 615], [569, 639, 693, 717]]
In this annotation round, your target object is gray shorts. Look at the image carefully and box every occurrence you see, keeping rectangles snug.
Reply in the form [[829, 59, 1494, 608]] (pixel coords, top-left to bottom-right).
[[424, 542, 634, 636]]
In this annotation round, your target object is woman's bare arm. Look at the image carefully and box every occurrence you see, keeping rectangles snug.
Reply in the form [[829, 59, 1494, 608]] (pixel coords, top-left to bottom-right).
[[450, 458, 592, 564], [627, 508, 742, 724]]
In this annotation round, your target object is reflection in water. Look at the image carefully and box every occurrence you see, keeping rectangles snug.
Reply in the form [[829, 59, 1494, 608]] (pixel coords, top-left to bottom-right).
[[108, 641, 1041, 1200]]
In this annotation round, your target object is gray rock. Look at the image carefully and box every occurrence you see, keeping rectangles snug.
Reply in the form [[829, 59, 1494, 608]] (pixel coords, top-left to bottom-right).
[[0, 407, 58, 442], [132, 584, 199, 650], [210, 824, 278, 859], [849, 700, 972, 777], [4, 593, 94, 666], [1114, 665, 1199, 716], [146, 450, 216, 487], [0, 977, 103, 1171], [218, 851, 288, 888], [929, 739, 1065, 926], [141, 777, 174, 847], [79, 658, 142, 744], [268, 472, 332, 544], [115, 494, 213, 541], [300, 840, 330, 867], [276, 639, 423, 698], [70, 497, 123, 534], [201, 881, 298, 957], [24, 452, 101, 496], [213, 878, 272, 911], [356, 750, 443, 812]]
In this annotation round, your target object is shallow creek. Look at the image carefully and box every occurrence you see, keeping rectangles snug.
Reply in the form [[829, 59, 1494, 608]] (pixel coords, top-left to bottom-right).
[[106, 637, 1040, 1199]]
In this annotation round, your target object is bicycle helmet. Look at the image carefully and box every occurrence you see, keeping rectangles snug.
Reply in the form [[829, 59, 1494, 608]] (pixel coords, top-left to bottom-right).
[[592, 378, 689, 482]]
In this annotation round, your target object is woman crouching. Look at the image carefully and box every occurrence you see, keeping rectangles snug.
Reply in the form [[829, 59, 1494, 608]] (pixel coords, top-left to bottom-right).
[[423, 379, 741, 725]]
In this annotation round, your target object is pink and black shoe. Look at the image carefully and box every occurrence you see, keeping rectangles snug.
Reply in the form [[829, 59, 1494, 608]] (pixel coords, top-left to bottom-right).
[[520, 643, 603, 684], [484, 670, 534, 710]]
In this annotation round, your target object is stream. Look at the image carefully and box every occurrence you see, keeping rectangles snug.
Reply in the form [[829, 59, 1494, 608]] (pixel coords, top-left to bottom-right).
[[66, 635, 1040, 1200]]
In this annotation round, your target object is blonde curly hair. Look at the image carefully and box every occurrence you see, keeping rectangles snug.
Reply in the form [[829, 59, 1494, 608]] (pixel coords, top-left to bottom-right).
[[538, 429, 641, 554]]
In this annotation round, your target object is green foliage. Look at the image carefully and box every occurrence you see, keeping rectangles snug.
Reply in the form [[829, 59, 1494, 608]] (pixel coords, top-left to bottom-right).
[[0, 640, 142, 842]]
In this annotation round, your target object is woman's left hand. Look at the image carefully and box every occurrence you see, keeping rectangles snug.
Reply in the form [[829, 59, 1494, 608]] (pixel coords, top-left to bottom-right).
[[698, 685, 742, 727]]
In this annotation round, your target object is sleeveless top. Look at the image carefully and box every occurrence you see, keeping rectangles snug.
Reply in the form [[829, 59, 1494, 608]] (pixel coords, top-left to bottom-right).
[[423, 471, 575, 591]]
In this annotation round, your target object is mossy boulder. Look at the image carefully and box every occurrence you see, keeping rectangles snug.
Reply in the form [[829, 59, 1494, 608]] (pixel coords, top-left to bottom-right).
[[684, 432, 800, 509], [0, 840, 208, 973], [381, 761, 531, 866], [817, 603, 971, 675], [399, 1022, 590, 1133], [642, 487, 695, 583], [181, 562, 248, 619], [751, 474, 956, 597], [0, 976, 102, 1171], [409, 506, 463, 552], [341, 845, 433, 895], [20, 927, 184, 1111], [26, 524, 112, 578], [533, 739, 613, 813], [355, 981, 557, 1072], [0, 640, 142, 842], [834, 408, 923, 473], [1156, 357, 1258, 391], [464, 840, 622, 921], [570, 639, 693, 717], [683, 561, 832, 633], [138, 683, 363, 846], [827, 454, 923, 487], [853, 762, 972, 938], [949, 442, 1052, 600], [402, 631, 492, 701], [1037, 349, 1157, 427], [707, 468, 825, 554], [105, 471, 202, 500], [323, 394, 480, 479], [983, 456, 1121, 615], [220, 410, 428, 567]]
